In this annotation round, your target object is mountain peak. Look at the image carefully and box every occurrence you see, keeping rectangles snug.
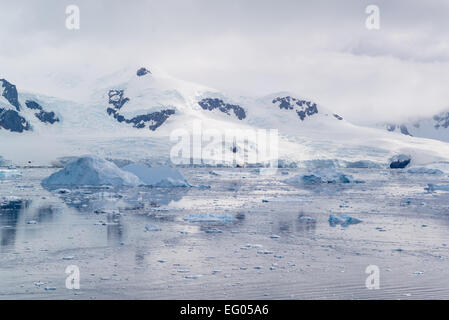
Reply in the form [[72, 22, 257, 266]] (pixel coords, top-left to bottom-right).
[[136, 67, 151, 77]]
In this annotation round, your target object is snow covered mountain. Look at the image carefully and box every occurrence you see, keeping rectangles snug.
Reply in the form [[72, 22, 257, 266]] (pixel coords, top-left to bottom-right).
[[1, 66, 449, 167], [380, 112, 449, 143]]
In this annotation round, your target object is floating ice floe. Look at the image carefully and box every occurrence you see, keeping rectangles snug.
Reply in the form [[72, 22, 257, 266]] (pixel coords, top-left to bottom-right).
[[145, 224, 161, 232], [328, 214, 362, 227], [286, 168, 362, 185], [204, 228, 223, 233], [407, 167, 444, 175], [425, 184, 449, 192], [183, 213, 234, 223], [42, 156, 141, 187], [389, 154, 411, 169], [299, 216, 316, 222], [122, 163, 191, 187], [0, 169, 21, 180]]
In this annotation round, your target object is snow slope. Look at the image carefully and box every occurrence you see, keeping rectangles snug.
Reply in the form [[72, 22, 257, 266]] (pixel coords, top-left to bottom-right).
[[379, 111, 449, 143], [1, 66, 449, 167]]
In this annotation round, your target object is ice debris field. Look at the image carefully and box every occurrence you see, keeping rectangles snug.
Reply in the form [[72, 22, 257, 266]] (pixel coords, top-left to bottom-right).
[[1, 153, 449, 299]]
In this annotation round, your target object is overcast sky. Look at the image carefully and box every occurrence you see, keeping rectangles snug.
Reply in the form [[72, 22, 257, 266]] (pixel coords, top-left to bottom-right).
[[1, 0, 449, 123]]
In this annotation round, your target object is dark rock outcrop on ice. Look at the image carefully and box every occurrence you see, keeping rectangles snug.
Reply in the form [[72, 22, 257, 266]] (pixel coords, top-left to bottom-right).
[[25, 100, 60, 124], [107, 89, 175, 131], [434, 112, 449, 129], [108, 90, 130, 110], [0, 79, 21, 111], [0, 108, 30, 132], [333, 114, 343, 121], [386, 123, 412, 136], [35, 110, 59, 124], [198, 98, 246, 120], [137, 67, 151, 77], [272, 96, 318, 121]]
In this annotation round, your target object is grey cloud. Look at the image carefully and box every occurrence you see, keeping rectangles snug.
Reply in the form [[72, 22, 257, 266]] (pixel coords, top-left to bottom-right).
[[1, 0, 449, 123]]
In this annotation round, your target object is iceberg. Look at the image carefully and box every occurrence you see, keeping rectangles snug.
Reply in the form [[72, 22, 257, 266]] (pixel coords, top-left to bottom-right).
[[286, 168, 361, 185], [407, 167, 444, 175], [122, 163, 191, 187], [390, 154, 411, 169], [42, 156, 141, 187], [145, 224, 161, 232], [328, 214, 362, 227], [425, 184, 449, 192]]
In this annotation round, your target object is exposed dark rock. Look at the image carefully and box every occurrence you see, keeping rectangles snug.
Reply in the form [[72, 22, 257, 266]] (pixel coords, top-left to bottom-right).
[[0, 79, 21, 111], [0, 108, 31, 132], [108, 90, 130, 110], [272, 96, 318, 121], [107, 89, 174, 131], [333, 114, 343, 120], [25, 100, 43, 110], [400, 124, 412, 136], [137, 68, 151, 77], [434, 112, 449, 129], [35, 110, 59, 124], [127, 109, 175, 131], [386, 124, 396, 132], [25, 100, 59, 124], [198, 98, 246, 120]]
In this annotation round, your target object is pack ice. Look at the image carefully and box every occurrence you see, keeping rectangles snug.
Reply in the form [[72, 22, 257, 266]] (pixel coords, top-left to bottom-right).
[[42, 156, 141, 187]]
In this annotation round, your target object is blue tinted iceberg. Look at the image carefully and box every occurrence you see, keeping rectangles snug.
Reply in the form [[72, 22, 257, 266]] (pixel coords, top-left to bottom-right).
[[42, 156, 141, 187]]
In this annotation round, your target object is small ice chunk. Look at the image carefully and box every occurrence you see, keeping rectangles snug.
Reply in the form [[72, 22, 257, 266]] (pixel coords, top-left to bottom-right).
[[177, 269, 190, 273], [44, 287, 56, 291], [183, 213, 234, 223], [407, 167, 443, 175], [299, 216, 316, 222], [328, 214, 362, 227], [204, 228, 223, 234], [62, 256, 75, 260], [425, 184, 449, 192], [145, 224, 161, 232]]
